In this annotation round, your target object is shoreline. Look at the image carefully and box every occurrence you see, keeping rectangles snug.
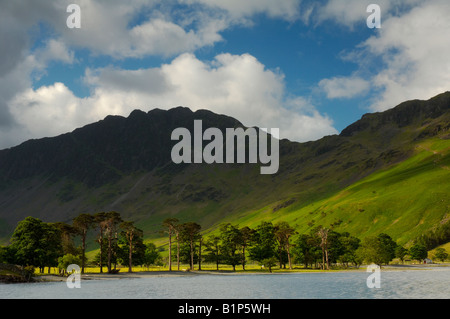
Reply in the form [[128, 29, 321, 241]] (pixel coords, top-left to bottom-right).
[[34, 263, 450, 282]]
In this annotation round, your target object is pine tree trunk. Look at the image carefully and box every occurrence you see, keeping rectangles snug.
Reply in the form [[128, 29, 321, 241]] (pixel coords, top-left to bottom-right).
[[198, 238, 202, 271], [286, 243, 292, 270], [168, 232, 172, 271], [81, 230, 86, 274], [128, 238, 133, 273], [190, 239, 194, 271], [176, 233, 180, 271], [242, 246, 246, 270], [107, 233, 112, 273]]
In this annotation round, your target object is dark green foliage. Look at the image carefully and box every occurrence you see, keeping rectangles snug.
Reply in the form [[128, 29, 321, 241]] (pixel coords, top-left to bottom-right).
[[395, 246, 408, 263], [175, 240, 198, 265], [358, 233, 397, 266], [377, 233, 397, 262], [9, 217, 63, 271], [248, 222, 277, 263], [293, 234, 321, 268], [203, 235, 222, 270], [179, 222, 202, 270], [0, 245, 13, 263], [58, 254, 82, 273], [409, 243, 428, 262], [328, 232, 360, 267], [415, 219, 450, 250], [118, 221, 146, 271], [219, 223, 241, 271], [143, 243, 162, 267], [433, 248, 448, 262]]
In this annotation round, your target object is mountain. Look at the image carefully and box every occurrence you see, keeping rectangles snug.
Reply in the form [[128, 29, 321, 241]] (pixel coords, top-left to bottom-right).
[[0, 92, 449, 247]]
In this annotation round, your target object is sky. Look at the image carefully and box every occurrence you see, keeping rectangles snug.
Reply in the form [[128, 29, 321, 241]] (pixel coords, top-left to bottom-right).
[[1, 0, 450, 149]]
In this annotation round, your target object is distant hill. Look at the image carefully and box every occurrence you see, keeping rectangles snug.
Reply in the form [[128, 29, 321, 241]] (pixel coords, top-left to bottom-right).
[[1, 92, 449, 248]]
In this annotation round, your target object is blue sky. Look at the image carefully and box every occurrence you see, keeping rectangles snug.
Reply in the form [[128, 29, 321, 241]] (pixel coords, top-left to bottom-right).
[[1, 0, 450, 149]]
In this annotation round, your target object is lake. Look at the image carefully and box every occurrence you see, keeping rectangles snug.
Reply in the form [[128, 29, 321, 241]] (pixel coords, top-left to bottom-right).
[[1, 267, 449, 299]]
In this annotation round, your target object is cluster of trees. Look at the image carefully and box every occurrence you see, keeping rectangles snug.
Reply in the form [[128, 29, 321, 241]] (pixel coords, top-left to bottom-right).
[[0, 212, 161, 274], [415, 219, 450, 250], [1, 214, 447, 274], [162, 219, 295, 272], [162, 219, 439, 272]]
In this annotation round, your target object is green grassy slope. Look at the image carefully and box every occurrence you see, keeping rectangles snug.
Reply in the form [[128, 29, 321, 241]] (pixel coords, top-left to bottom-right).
[[215, 137, 450, 247]]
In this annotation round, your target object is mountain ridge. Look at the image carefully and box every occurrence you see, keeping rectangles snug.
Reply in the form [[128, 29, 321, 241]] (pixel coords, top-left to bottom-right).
[[0, 92, 449, 246]]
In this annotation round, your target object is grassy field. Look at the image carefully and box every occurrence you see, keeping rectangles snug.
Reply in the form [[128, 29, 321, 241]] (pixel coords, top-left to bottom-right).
[[210, 137, 450, 247], [34, 264, 323, 275]]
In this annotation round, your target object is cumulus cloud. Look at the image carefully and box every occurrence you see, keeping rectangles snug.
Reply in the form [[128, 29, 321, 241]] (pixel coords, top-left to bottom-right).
[[5, 53, 337, 148], [0, 0, 70, 138], [0, 0, 292, 148], [181, 0, 302, 21], [37, 39, 75, 65], [319, 76, 370, 99], [89, 53, 337, 142], [36, 0, 301, 60], [9, 83, 89, 139], [0, 0, 229, 63], [317, 0, 422, 27], [0, 33, 75, 147], [57, 1, 229, 58], [362, 0, 450, 111], [0, 0, 301, 134], [315, 0, 450, 111]]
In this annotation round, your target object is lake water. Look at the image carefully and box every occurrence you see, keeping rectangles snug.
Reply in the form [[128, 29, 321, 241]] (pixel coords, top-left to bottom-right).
[[1, 268, 449, 299]]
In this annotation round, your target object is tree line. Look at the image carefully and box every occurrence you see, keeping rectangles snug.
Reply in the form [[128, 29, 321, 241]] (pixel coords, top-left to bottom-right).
[[1, 213, 444, 274], [0, 212, 159, 274], [161, 218, 437, 272]]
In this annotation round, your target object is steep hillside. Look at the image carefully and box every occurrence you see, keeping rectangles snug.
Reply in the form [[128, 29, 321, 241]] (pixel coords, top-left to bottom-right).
[[0, 92, 449, 246], [225, 136, 450, 246]]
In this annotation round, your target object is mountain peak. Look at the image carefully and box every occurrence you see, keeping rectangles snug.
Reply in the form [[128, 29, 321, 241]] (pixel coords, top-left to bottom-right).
[[0, 106, 243, 187], [340, 92, 450, 137]]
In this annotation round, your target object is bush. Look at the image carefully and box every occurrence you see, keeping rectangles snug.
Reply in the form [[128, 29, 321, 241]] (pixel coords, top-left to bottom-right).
[[433, 248, 448, 262], [409, 244, 428, 262], [58, 254, 82, 275], [260, 257, 278, 273]]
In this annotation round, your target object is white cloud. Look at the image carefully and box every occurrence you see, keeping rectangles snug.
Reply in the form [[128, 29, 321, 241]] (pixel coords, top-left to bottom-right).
[[55, 0, 301, 59], [318, 0, 372, 27], [0, 0, 294, 148], [181, 0, 301, 21], [5, 53, 337, 148], [0, 35, 76, 147], [9, 82, 89, 140], [315, 0, 450, 111], [0, 0, 225, 60], [85, 53, 338, 142], [317, 0, 422, 27], [126, 17, 225, 57], [362, 0, 450, 110], [319, 76, 370, 99], [37, 39, 75, 65], [53, 0, 294, 59]]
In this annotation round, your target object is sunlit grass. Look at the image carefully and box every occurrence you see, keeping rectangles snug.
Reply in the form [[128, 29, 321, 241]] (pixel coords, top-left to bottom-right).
[[34, 263, 368, 275]]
